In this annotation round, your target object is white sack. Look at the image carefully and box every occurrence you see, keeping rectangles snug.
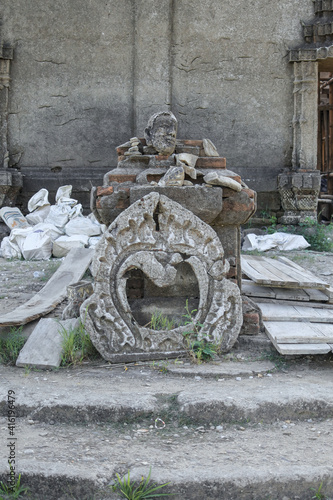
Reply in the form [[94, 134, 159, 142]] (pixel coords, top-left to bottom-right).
[[88, 213, 106, 233], [22, 229, 52, 260], [0, 236, 22, 259], [52, 234, 89, 258], [44, 204, 71, 229], [0, 207, 30, 229], [26, 205, 51, 225], [9, 227, 34, 253], [27, 188, 50, 212], [65, 217, 101, 237], [242, 232, 310, 252], [68, 204, 83, 219], [55, 185, 72, 202], [32, 222, 63, 241]]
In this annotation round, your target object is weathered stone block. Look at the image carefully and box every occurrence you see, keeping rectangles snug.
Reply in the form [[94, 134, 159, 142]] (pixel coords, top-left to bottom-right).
[[16, 318, 80, 369], [130, 185, 223, 225]]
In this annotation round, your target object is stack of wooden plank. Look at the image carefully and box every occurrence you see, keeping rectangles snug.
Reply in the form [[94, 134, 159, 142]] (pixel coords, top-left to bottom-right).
[[241, 254, 333, 355]]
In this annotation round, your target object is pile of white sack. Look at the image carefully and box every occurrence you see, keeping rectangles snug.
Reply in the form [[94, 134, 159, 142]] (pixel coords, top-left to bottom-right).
[[0, 185, 106, 260]]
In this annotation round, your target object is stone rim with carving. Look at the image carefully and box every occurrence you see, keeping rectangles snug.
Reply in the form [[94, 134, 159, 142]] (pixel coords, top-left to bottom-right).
[[81, 192, 243, 362]]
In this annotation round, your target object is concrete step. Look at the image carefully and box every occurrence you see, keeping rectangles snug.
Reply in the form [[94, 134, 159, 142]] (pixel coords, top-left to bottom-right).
[[1, 361, 333, 499]]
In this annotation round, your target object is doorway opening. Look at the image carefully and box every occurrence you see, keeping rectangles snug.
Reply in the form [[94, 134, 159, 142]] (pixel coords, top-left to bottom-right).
[[318, 71, 333, 222]]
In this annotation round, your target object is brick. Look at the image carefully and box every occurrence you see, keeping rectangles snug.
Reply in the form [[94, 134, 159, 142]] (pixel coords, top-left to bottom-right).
[[179, 140, 203, 147], [243, 312, 260, 324], [107, 173, 137, 183], [196, 157, 226, 169], [226, 266, 237, 279], [155, 155, 170, 161], [127, 289, 144, 299], [116, 147, 129, 155], [96, 186, 114, 197], [147, 174, 164, 183], [127, 278, 144, 289]]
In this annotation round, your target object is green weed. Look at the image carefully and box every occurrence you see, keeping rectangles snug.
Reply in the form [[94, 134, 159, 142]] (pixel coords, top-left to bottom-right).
[[148, 311, 175, 331], [311, 482, 327, 499], [111, 467, 172, 499], [0, 327, 26, 365], [59, 320, 99, 366], [182, 300, 218, 363], [298, 218, 333, 252], [0, 467, 29, 499]]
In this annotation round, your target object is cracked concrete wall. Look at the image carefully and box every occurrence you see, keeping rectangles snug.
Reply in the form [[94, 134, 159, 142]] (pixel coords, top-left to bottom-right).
[[1, 0, 313, 206]]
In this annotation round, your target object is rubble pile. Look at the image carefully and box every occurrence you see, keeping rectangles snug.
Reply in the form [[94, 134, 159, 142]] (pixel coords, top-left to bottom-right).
[[0, 185, 105, 260]]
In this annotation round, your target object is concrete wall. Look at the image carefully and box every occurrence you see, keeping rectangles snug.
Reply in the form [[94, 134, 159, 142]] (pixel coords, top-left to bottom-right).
[[1, 0, 314, 209]]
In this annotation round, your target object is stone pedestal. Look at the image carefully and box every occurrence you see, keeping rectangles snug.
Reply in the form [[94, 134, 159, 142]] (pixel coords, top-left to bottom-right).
[[278, 170, 321, 223]]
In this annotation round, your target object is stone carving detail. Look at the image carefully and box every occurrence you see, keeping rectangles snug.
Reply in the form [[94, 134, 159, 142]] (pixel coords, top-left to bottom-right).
[[82, 192, 243, 362], [278, 170, 321, 223], [291, 61, 318, 171]]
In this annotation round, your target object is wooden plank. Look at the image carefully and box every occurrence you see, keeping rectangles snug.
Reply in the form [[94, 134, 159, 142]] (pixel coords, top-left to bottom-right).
[[241, 280, 276, 298], [242, 279, 329, 303], [241, 255, 329, 289], [272, 343, 331, 355], [0, 247, 94, 327], [304, 288, 329, 302], [264, 321, 333, 344], [276, 256, 331, 287], [250, 297, 333, 309], [257, 302, 333, 323], [274, 288, 310, 301]]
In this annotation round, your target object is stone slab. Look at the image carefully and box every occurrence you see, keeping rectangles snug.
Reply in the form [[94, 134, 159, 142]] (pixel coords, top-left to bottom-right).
[[16, 317, 80, 369], [129, 185, 223, 224]]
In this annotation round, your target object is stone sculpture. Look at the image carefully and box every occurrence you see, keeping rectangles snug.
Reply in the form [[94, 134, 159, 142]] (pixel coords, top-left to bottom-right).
[[86, 110, 257, 361], [144, 111, 178, 156], [82, 192, 243, 362]]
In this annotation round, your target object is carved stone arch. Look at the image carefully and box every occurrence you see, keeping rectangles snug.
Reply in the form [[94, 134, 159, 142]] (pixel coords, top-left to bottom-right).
[[81, 192, 243, 362]]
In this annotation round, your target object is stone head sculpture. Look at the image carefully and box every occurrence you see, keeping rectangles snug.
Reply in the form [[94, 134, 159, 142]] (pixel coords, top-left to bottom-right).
[[144, 111, 178, 156]]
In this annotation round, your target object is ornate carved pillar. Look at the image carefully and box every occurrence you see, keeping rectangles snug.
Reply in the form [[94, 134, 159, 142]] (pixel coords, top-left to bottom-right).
[[278, 1, 333, 224], [0, 32, 22, 208], [0, 43, 13, 169], [278, 61, 321, 224]]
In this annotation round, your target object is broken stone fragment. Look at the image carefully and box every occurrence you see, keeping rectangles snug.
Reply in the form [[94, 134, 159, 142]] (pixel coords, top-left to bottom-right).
[[183, 180, 194, 186], [203, 138, 219, 157], [203, 172, 242, 191], [158, 166, 185, 186], [176, 153, 198, 179]]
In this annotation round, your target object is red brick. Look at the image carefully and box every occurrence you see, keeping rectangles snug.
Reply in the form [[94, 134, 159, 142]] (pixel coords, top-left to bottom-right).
[[155, 155, 170, 161], [180, 140, 203, 147], [116, 147, 129, 155], [243, 312, 260, 324], [226, 266, 237, 279], [107, 174, 137, 183], [96, 186, 114, 197], [147, 174, 164, 183], [196, 157, 226, 169], [127, 289, 144, 299]]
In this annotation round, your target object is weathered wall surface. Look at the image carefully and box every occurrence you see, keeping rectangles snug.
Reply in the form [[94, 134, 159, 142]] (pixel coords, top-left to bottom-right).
[[1, 0, 314, 208]]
